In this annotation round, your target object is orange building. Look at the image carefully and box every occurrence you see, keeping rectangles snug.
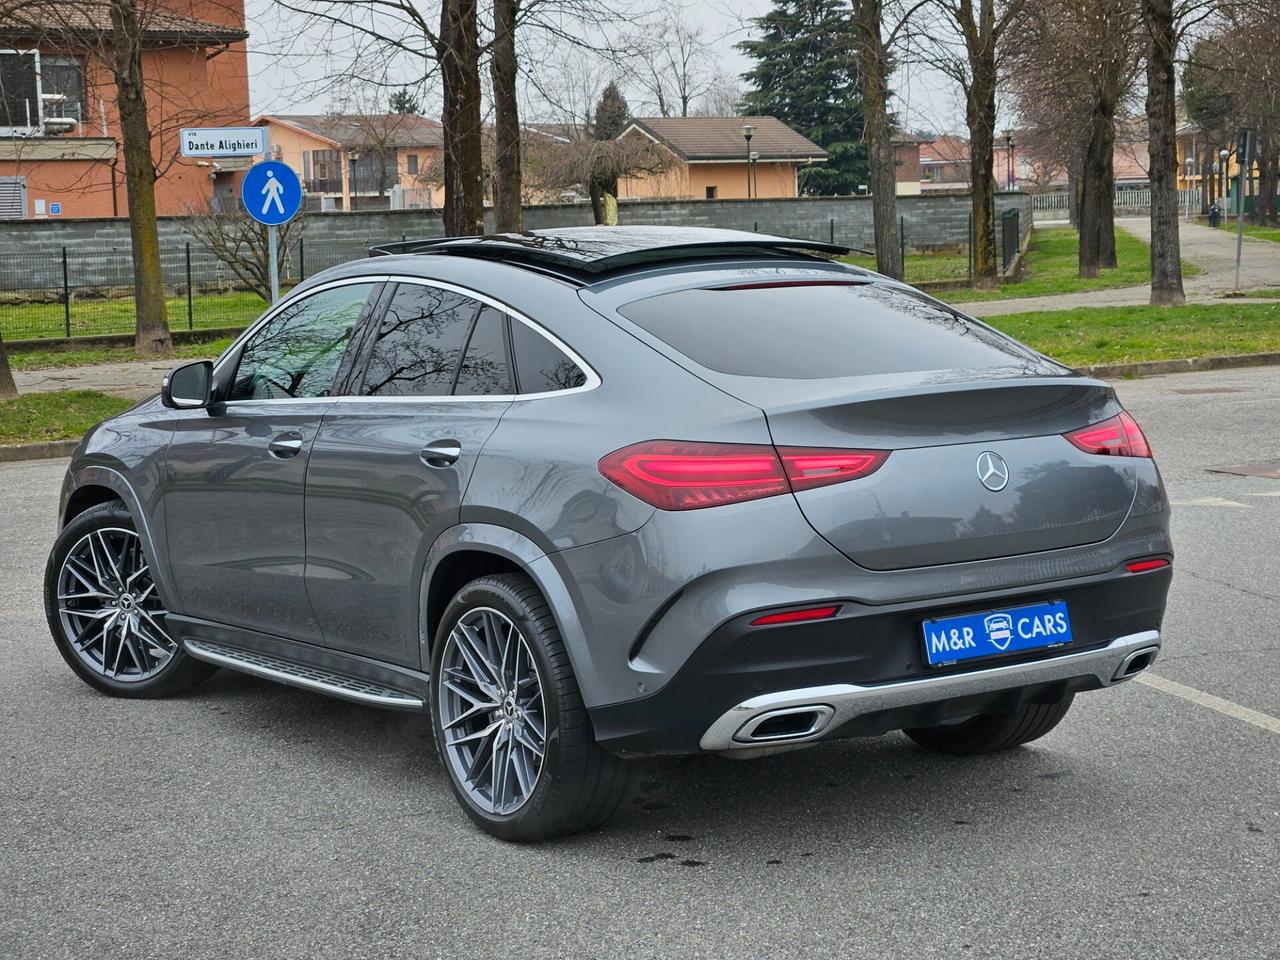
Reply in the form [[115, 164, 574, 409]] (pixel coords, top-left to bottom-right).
[[255, 114, 444, 212], [616, 116, 828, 201], [0, 0, 250, 220]]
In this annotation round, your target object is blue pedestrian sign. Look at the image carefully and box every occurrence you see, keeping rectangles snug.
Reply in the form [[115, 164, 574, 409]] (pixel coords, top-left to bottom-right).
[[241, 160, 302, 226]]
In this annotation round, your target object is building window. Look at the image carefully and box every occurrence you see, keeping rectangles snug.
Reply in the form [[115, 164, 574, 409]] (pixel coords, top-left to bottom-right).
[[705, 186, 717, 199], [406, 153, 418, 175], [42, 56, 85, 125], [0, 50, 40, 134]]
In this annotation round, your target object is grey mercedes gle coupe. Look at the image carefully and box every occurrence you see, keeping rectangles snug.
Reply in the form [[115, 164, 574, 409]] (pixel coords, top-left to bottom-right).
[[44, 227, 1172, 841]]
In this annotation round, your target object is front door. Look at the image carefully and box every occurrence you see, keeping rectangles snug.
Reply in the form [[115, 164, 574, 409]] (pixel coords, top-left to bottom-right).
[[304, 281, 513, 666], [163, 280, 379, 642]]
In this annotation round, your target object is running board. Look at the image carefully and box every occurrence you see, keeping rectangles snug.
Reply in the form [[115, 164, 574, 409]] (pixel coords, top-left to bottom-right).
[[184, 638, 426, 710]]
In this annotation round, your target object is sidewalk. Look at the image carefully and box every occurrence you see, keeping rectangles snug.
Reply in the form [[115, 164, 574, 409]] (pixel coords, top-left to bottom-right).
[[965, 217, 1280, 317], [13, 358, 179, 400]]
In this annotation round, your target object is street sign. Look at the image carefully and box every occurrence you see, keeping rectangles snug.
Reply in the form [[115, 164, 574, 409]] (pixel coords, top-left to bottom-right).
[[180, 126, 266, 158], [241, 160, 302, 226]]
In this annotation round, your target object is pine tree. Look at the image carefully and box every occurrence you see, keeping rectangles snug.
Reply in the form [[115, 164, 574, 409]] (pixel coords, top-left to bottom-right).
[[389, 88, 420, 115], [738, 0, 868, 194], [592, 82, 630, 141]]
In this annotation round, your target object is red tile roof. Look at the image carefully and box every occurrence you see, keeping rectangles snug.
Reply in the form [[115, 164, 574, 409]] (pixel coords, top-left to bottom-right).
[[625, 116, 828, 162], [0, 2, 247, 44], [259, 114, 444, 149]]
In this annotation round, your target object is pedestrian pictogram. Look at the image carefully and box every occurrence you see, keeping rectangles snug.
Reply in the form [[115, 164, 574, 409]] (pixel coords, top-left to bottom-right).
[[241, 160, 301, 226]]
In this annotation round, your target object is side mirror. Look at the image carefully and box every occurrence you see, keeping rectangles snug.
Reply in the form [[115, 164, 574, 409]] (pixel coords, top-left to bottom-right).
[[161, 360, 213, 410]]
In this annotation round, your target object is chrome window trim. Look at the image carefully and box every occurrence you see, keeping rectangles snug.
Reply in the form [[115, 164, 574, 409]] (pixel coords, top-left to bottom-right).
[[212, 273, 600, 406]]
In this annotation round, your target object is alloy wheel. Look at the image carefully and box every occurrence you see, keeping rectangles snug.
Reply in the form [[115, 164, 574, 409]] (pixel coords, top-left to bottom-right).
[[438, 607, 547, 815], [56, 527, 177, 682]]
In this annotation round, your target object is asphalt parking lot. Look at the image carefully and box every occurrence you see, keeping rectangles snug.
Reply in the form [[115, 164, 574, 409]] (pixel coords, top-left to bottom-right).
[[2, 366, 1278, 960]]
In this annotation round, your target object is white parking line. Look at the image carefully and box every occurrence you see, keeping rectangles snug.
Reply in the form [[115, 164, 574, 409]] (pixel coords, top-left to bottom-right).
[[1169, 497, 1252, 508], [1136, 672, 1280, 736]]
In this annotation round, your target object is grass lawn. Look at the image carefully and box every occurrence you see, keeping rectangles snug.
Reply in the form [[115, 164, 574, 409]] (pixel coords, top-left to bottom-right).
[[0, 390, 135, 446], [943, 226, 1200, 303], [841, 249, 971, 284], [7, 337, 235, 372], [0, 290, 266, 342], [984, 302, 1280, 367]]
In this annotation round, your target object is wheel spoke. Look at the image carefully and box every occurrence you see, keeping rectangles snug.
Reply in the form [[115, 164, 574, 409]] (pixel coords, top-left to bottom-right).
[[438, 608, 547, 817], [57, 527, 173, 683]]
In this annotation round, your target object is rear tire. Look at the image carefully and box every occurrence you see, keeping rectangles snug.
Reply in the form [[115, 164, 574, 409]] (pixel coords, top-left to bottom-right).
[[904, 693, 1074, 755], [44, 501, 216, 699], [430, 572, 634, 842]]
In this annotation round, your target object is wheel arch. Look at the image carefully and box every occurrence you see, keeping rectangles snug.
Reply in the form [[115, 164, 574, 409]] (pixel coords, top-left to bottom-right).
[[64, 465, 179, 611], [419, 524, 593, 696]]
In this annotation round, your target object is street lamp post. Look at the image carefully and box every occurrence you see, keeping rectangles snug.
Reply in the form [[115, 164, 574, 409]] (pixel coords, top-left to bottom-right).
[[742, 123, 755, 199], [1004, 132, 1015, 190], [1219, 147, 1230, 214], [749, 150, 759, 199]]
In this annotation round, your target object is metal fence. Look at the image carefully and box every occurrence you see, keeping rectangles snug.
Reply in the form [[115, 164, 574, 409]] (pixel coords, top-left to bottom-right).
[[0, 238, 378, 342], [1032, 187, 1204, 221]]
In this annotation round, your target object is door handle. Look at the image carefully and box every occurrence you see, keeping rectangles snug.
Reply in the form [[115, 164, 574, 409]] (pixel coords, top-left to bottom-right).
[[420, 439, 462, 468], [268, 431, 305, 459]]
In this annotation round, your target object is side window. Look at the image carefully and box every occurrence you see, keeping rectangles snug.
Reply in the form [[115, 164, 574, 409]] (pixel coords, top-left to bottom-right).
[[228, 283, 374, 401], [362, 284, 480, 397], [510, 320, 588, 394], [454, 307, 513, 396]]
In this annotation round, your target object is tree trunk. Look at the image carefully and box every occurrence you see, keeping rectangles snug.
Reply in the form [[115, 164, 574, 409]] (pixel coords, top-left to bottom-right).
[[854, 0, 902, 279], [0, 335, 16, 400], [1258, 128, 1277, 228], [1079, 102, 1117, 277], [110, 0, 171, 356], [1143, 0, 1184, 305], [589, 181, 605, 225], [489, 0, 522, 232], [440, 0, 484, 236], [966, 63, 999, 287]]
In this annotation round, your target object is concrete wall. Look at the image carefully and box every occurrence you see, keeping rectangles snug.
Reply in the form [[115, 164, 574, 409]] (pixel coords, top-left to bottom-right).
[[0, 192, 1033, 289]]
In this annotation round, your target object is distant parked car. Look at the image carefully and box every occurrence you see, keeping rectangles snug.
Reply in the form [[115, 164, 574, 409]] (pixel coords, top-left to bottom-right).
[[44, 227, 1172, 841]]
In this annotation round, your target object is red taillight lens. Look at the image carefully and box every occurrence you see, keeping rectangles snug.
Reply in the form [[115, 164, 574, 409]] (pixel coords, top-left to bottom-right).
[[1126, 558, 1170, 573], [750, 605, 841, 626], [598, 441, 888, 510], [1064, 411, 1152, 458]]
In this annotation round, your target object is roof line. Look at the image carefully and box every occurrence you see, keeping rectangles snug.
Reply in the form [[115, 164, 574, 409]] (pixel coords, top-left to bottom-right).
[[253, 115, 343, 148]]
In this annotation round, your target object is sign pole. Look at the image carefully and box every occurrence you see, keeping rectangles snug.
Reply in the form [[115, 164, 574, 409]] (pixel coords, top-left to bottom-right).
[[263, 129, 280, 304]]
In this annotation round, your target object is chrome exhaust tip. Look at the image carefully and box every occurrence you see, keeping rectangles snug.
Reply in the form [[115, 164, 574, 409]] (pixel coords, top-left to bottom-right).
[[733, 704, 834, 744], [1112, 645, 1160, 682]]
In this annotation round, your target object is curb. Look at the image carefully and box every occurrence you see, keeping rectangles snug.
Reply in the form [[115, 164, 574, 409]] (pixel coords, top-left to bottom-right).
[[1083, 351, 1280, 379], [0, 439, 79, 463]]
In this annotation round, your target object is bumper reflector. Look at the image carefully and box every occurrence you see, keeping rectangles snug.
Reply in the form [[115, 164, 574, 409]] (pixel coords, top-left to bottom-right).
[[1125, 558, 1170, 573], [750, 605, 841, 627]]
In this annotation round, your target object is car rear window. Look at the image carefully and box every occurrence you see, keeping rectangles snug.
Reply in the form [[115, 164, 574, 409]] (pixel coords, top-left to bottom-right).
[[615, 282, 1035, 379]]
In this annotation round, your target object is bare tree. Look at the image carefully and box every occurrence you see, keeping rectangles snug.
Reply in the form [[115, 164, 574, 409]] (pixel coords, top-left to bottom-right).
[[854, 0, 928, 279], [542, 137, 673, 222], [488, 0, 522, 231], [921, 0, 1027, 287], [1007, 0, 1142, 276], [184, 203, 305, 302], [622, 2, 719, 117]]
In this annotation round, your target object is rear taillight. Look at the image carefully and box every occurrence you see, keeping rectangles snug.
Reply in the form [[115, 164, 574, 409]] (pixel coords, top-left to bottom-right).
[[1064, 411, 1152, 458], [598, 441, 888, 510]]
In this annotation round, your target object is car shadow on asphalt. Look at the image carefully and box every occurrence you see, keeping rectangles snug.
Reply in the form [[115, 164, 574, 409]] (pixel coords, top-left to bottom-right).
[[162, 667, 1096, 855]]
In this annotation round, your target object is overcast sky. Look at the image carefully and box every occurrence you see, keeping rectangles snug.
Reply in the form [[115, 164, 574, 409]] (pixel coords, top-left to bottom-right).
[[243, 0, 962, 133]]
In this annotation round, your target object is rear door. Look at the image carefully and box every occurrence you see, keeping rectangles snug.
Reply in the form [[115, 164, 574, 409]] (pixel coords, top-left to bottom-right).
[[608, 280, 1137, 569], [163, 279, 378, 641], [303, 280, 513, 666]]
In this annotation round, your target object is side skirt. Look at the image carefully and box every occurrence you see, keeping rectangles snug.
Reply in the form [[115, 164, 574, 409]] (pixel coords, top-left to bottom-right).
[[170, 614, 429, 711]]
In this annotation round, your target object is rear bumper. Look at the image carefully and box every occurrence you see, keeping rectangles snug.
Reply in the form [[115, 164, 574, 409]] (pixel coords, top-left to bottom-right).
[[588, 564, 1172, 757], [700, 630, 1160, 754]]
